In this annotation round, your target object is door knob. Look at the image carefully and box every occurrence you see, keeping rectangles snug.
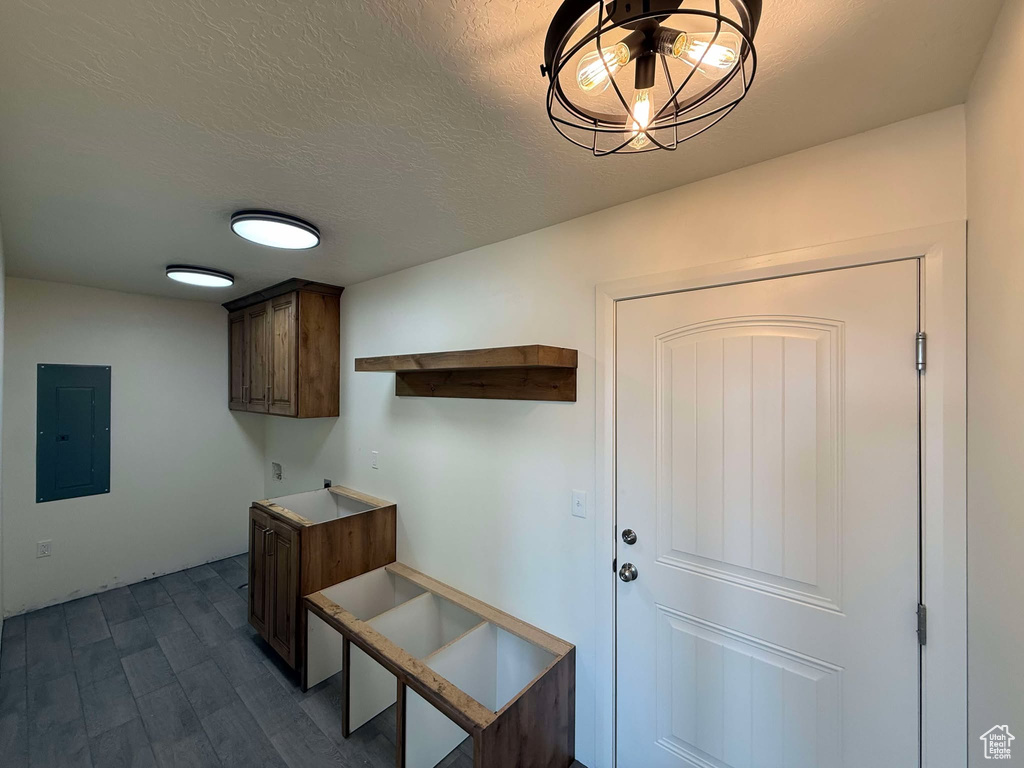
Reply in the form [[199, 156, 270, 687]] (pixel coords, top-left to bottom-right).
[[618, 563, 638, 583], [621, 529, 637, 545]]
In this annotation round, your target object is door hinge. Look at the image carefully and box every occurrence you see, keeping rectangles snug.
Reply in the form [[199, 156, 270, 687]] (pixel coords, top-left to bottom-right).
[[612, 558, 617, 573], [917, 603, 927, 646], [916, 332, 927, 372]]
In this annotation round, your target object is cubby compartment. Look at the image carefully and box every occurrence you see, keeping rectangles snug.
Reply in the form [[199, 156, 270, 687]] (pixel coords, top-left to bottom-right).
[[406, 622, 557, 768], [349, 592, 482, 731], [268, 487, 377, 524], [306, 566, 425, 687], [321, 565, 425, 620]]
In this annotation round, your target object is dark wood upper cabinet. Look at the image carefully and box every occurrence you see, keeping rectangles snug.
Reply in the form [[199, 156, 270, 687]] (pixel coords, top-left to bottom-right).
[[225, 279, 342, 419]]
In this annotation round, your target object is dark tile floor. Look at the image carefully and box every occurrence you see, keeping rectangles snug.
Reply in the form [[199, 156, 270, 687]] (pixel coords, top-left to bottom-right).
[[0, 554, 540, 768]]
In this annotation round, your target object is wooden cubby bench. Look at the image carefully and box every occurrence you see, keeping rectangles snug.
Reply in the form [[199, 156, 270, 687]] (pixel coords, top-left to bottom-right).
[[303, 562, 575, 768]]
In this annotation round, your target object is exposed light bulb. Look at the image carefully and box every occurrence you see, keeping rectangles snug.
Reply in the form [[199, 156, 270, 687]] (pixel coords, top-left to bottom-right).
[[577, 42, 631, 93], [661, 29, 741, 81], [629, 89, 652, 149]]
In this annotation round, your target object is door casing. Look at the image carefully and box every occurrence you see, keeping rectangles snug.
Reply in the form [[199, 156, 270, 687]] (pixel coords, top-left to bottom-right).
[[594, 222, 966, 768]]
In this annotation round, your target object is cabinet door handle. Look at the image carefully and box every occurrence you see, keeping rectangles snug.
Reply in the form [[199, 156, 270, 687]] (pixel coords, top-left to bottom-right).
[[264, 528, 273, 556]]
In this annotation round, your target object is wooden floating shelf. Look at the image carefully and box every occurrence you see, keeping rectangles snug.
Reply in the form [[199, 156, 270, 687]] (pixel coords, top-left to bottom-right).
[[354, 345, 578, 402]]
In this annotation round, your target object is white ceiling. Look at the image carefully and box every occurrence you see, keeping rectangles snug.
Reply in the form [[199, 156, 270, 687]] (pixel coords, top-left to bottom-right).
[[0, 0, 1003, 302]]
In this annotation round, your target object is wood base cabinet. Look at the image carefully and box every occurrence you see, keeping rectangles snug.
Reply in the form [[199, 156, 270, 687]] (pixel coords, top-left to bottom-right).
[[247, 486, 397, 672], [226, 278, 342, 418], [248, 509, 301, 667]]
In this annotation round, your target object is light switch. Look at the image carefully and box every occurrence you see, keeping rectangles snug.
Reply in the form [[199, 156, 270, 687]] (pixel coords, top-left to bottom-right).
[[572, 490, 587, 519], [371, 450, 380, 470]]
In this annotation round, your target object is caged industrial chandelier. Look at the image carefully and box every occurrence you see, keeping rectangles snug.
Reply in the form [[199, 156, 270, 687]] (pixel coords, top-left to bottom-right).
[[542, 0, 761, 155]]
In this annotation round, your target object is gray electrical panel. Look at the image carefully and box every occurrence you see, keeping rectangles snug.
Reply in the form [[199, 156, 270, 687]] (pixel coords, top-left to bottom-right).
[[36, 364, 111, 503]]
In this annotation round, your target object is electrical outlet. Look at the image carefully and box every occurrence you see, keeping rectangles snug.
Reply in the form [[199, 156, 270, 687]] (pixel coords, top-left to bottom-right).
[[371, 450, 380, 470], [572, 490, 587, 519], [272, 462, 283, 481], [37, 540, 52, 558]]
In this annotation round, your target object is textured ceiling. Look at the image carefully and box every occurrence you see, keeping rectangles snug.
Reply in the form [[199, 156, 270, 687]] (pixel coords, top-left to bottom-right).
[[0, 0, 1003, 301]]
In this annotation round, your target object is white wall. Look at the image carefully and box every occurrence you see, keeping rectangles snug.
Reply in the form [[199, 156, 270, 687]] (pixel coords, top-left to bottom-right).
[[0, 221, 6, 631], [2, 278, 265, 615], [966, 1, 1024, 760], [264, 106, 967, 766]]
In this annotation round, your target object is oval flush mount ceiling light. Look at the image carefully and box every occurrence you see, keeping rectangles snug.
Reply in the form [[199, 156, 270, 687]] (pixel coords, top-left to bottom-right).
[[166, 265, 234, 288], [230, 210, 320, 250], [541, 0, 761, 155]]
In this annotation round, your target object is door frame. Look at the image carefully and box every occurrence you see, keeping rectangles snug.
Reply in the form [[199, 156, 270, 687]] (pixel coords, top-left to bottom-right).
[[594, 222, 966, 768]]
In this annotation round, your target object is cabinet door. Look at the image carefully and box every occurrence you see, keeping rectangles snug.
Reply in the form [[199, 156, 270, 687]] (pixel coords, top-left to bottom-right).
[[228, 310, 247, 411], [248, 507, 272, 639], [245, 302, 271, 412], [269, 293, 298, 417], [268, 518, 300, 668]]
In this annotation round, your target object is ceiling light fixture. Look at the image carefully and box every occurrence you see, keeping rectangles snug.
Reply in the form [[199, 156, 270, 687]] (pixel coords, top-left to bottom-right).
[[542, 0, 761, 155], [166, 265, 235, 288], [230, 210, 320, 250]]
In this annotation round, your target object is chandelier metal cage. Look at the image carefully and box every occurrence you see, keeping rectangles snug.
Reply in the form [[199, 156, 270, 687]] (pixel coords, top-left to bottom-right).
[[542, 0, 761, 155]]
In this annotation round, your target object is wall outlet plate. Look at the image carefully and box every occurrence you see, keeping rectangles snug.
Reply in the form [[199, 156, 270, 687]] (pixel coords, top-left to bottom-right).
[[37, 540, 52, 558], [371, 450, 379, 470], [572, 490, 587, 519]]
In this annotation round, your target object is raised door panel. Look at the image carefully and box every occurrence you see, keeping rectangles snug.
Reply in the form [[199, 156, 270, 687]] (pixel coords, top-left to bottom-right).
[[269, 293, 298, 417], [269, 518, 300, 668], [245, 302, 271, 413], [248, 507, 271, 639], [655, 319, 841, 610], [228, 310, 246, 411], [655, 606, 840, 767]]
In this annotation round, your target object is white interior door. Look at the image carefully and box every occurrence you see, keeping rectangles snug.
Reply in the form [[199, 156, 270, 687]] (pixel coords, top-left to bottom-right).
[[615, 260, 920, 768]]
